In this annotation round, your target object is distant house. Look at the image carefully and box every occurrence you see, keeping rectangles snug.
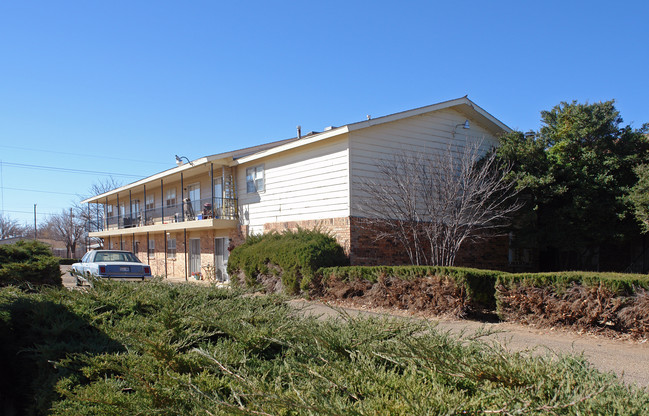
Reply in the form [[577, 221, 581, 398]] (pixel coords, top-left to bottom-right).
[[82, 97, 515, 280], [0, 237, 85, 258]]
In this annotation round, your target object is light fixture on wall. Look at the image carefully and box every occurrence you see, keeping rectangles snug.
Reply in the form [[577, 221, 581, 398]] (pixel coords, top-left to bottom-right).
[[455, 120, 470, 129], [175, 155, 194, 167]]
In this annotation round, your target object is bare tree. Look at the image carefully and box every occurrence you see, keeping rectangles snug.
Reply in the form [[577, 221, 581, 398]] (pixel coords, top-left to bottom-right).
[[80, 177, 123, 232], [46, 207, 86, 258], [0, 214, 24, 239], [358, 141, 520, 267]]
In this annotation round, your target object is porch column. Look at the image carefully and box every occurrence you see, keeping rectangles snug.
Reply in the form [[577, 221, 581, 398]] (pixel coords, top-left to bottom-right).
[[181, 173, 185, 222], [160, 179, 164, 222], [184, 228, 188, 281], [143, 184, 147, 225], [146, 232, 150, 266], [210, 163, 215, 218]]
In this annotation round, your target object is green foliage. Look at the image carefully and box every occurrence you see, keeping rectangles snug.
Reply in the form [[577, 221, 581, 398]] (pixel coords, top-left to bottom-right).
[[497, 100, 649, 269], [228, 228, 348, 294], [0, 240, 62, 287], [497, 271, 649, 296], [319, 265, 503, 310], [629, 163, 649, 233], [1, 281, 648, 415], [57, 257, 80, 265]]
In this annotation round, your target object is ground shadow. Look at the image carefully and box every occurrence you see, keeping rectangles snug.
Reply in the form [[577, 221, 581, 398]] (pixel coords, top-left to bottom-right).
[[0, 295, 125, 416]]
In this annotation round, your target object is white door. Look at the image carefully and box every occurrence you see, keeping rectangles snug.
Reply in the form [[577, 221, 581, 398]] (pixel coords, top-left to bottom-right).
[[189, 238, 201, 276], [187, 183, 201, 218], [214, 238, 229, 282]]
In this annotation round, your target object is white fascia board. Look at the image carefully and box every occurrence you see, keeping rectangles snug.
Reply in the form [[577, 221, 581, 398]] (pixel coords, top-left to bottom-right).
[[231, 97, 510, 166], [81, 155, 233, 204], [345, 96, 511, 135], [232, 126, 350, 165]]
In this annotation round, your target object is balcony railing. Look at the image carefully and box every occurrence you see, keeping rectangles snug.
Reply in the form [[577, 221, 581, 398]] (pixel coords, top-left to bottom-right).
[[98, 196, 237, 232]]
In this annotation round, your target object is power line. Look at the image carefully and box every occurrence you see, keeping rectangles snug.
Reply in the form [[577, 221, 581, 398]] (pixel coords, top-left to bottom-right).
[[1, 208, 56, 216], [1, 161, 144, 178], [0, 186, 80, 196], [0, 144, 169, 166]]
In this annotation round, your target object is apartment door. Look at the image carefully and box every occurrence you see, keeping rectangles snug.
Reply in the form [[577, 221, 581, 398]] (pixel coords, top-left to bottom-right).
[[187, 183, 201, 218], [214, 237, 229, 282], [189, 238, 201, 276]]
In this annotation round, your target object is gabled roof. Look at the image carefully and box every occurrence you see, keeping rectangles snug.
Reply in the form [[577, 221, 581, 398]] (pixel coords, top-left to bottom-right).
[[83, 97, 510, 203], [235, 96, 511, 164]]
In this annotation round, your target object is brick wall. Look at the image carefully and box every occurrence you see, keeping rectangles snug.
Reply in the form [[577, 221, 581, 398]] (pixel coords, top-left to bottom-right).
[[263, 217, 352, 254], [348, 217, 510, 270]]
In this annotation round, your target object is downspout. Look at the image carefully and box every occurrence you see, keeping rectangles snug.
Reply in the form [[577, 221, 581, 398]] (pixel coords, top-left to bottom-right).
[[164, 232, 168, 278]]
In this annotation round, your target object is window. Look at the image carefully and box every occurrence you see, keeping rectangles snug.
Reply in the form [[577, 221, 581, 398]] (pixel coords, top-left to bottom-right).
[[131, 199, 140, 217], [167, 237, 176, 259], [246, 165, 264, 193], [146, 194, 155, 211], [166, 188, 176, 207], [107, 204, 114, 217], [148, 239, 155, 259]]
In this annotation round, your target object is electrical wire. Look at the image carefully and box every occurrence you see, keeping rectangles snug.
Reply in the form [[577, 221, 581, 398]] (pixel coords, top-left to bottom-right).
[[0, 186, 80, 196], [0, 144, 169, 166], [1, 162, 143, 178]]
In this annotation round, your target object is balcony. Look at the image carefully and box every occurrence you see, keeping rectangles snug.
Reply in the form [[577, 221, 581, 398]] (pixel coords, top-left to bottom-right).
[[89, 196, 238, 236]]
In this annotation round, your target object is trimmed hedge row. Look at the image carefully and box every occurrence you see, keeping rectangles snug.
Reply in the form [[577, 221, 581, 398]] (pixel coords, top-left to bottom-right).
[[0, 240, 62, 287], [315, 266, 649, 337], [496, 271, 649, 296], [318, 265, 502, 311]]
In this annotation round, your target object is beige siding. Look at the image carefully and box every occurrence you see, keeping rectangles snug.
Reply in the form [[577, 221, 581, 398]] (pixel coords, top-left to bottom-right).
[[238, 135, 350, 234], [349, 108, 501, 217]]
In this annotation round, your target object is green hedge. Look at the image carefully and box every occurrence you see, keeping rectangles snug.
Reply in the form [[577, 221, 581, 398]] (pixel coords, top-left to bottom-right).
[[57, 257, 79, 265], [227, 229, 349, 294], [0, 240, 62, 287], [496, 271, 649, 296], [318, 265, 504, 311]]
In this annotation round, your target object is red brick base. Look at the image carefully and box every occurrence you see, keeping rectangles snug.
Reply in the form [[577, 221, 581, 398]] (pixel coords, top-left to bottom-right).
[[263, 216, 510, 271]]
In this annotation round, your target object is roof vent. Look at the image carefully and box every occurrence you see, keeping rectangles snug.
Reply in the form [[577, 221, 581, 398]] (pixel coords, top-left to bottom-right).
[[324, 126, 335, 131]]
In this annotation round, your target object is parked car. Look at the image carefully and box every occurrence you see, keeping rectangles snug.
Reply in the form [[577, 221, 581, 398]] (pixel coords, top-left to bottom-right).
[[71, 250, 151, 286]]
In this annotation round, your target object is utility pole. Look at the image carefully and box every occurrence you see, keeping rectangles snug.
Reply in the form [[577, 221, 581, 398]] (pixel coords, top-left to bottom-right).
[[34, 204, 37, 239]]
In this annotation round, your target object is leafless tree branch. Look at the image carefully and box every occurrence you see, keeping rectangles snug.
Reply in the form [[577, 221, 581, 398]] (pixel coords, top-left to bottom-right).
[[357, 140, 521, 266]]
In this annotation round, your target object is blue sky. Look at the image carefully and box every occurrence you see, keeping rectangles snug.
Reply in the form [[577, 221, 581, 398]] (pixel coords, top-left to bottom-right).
[[1, 0, 647, 225]]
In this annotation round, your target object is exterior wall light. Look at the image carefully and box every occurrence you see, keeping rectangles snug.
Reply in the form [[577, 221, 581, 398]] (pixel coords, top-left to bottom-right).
[[175, 155, 194, 167]]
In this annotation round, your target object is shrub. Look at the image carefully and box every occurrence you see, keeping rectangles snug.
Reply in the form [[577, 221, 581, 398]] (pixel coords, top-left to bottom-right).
[[0, 240, 62, 287], [57, 257, 79, 265], [496, 272, 649, 337], [1, 282, 647, 415], [317, 265, 503, 314], [497, 271, 649, 295], [228, 228, 348, 294]]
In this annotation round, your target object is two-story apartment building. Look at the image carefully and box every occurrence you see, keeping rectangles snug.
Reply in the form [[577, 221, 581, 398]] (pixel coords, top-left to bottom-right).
[[82, 97, 513, 280]]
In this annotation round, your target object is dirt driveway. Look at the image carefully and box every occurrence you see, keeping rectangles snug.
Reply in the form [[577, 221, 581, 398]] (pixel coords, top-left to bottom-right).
[[289, 299, 649, 388]]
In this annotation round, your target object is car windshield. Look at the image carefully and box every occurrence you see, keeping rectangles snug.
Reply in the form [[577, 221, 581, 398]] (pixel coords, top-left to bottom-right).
[[94, 252, 141, 263]]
